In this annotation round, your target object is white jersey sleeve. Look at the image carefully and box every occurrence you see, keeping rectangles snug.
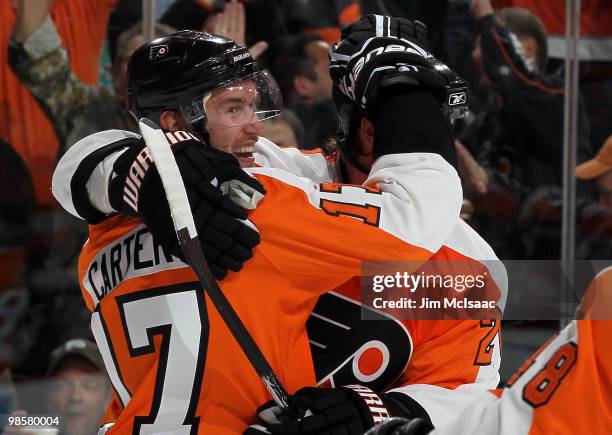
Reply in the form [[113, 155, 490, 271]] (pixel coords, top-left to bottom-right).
[[51, 129, 139, 219], [247, 152, 463, 254], [254, 137, 339, 183], [382, 219, 506, 429]]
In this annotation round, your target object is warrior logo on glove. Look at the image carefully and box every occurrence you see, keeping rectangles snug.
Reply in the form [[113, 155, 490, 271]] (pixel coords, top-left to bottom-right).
[[123, 147, 154, 212], [122, 131, 202, 212]]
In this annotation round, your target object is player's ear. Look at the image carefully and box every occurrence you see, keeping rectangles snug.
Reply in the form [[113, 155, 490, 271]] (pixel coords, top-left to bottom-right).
[[357, 117, 375, 156], [159, 111, 184, 131]]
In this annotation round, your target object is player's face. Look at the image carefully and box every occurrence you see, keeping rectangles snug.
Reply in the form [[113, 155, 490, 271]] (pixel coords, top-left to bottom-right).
[[204, 80, 264, 167], [47, 358, 111, 435]]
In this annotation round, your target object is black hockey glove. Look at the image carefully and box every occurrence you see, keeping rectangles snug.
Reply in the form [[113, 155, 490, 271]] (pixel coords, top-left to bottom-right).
[[329, 14, 468, 121], [243, 385, 392, 435], [108, 132, 265, 280], [365, 417, 433, 435]]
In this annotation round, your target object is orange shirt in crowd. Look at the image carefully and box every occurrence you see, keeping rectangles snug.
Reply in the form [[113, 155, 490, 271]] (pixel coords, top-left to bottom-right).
[[492, 0, 612, 37], [0, 0, 117, 207]]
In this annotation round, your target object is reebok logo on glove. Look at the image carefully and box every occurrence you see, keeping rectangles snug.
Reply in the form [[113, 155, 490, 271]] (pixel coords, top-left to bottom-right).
[[124, 147, 154, 212]]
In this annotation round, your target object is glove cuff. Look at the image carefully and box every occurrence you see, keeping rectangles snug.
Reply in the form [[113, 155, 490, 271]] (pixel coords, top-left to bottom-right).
[[342, 384, 392, 427], [108, 141, 151, 216]]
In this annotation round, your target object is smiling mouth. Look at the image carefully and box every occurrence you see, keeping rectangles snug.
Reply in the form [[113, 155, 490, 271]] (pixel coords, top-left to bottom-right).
[[233, 145, 255, 158]]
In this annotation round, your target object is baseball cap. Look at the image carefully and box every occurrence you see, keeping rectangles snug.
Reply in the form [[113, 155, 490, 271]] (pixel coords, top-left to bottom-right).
[[576, 135, 612, 180], [47, 339, 105, 375]]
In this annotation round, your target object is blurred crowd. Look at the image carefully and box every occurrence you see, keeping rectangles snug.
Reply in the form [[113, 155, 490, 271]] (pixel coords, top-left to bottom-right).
[[0, 0, 610, 433]]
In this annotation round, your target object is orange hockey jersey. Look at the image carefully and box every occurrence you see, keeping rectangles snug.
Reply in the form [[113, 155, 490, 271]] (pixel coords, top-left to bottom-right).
[[255, 138, 506, 427], [53, 131, 506, 433], [73, 144, 479, 433], [430, 267, 612, 435]]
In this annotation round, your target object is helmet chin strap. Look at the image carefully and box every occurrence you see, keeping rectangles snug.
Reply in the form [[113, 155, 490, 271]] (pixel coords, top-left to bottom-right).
[[175, 106, 211, 147], [193, 123, 211, 147], [184, 115, 211, 147]]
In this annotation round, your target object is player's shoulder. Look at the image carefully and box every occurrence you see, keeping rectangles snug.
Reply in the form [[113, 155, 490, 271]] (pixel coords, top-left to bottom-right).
[[444, 220, 500, 263], [67, 129, 140, 157], [86, 214, 144, 247], [246, 166, 319, 198], [254, 137, 338, 183], [255, 136, 331, 159]]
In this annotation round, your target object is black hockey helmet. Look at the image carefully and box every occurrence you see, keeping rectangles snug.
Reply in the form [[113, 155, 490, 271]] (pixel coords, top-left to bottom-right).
[[128, 30, 282, 141]]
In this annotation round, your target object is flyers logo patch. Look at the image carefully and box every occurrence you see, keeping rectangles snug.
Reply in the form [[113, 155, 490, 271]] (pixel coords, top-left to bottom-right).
[[307, 291, 412, 392], [448, 92, 467, 106], [150, 45, 169, 60]]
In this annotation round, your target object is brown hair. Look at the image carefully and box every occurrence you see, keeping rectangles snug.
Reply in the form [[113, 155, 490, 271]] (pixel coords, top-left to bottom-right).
[[496, 7, 548, 73]]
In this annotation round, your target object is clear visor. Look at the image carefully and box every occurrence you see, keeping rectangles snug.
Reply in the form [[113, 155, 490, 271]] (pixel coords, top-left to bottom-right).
[[180, 70, 283, 132]]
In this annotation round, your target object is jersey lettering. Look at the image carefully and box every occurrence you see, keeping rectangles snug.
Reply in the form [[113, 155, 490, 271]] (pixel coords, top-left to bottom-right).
[[319, 184, 382, 226], [522, 342, 577, 407], [83, 225, 185, 307], [474, 308, 502, 366], [93, 283, 209, 434]]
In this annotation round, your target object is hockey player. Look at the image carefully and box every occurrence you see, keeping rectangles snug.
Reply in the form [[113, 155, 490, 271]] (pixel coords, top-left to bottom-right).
[[365, 269, 612, 435], [52, 17, 505, 434]]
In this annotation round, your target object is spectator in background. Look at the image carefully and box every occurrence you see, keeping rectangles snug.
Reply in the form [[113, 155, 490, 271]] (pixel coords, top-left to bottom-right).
[[9, 1, 175, 149], [5, 339, 110, 435], [263, 34, 337, 149], [46, 339, 111, 435], [281, 0, 359, 44], [466, 0, 591, 188], [359, 0, 448, 60], [262, 110, 305, 149], [158, 0, 285, 52], [0, 139, 35, 374], [576, 135, 612, 260], [1, 0, 116, 209], [201, 0, 269, 59], [492, 0, 612, 151], [8, 1, 173, 378], [457, 0, 592, 259]]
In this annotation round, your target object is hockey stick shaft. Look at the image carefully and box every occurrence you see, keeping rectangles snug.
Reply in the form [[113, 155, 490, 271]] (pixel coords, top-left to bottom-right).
[[138, 118, 292, 414]]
